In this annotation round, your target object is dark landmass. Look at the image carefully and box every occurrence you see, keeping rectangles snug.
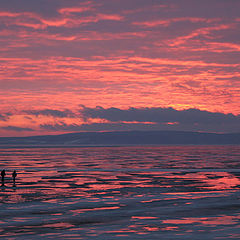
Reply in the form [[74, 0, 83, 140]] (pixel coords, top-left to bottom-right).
[[0, 131, 240, 146]]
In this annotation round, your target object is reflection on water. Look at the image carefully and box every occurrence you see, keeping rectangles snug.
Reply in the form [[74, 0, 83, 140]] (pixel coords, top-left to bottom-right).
[[0, 145, 240, 239]]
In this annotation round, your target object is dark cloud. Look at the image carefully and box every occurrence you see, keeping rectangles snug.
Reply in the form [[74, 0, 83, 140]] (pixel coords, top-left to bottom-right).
[[0, 113, 12, 121], [0, 0, 65, 17], [3, 0, 238, 19], [79, 106, 240, 133], [24, 109, 75, 118], [0, 114, 7, 121], [80, 106, 239, 124], [1, 126, 34, 132], [2, 107, 240, 133]]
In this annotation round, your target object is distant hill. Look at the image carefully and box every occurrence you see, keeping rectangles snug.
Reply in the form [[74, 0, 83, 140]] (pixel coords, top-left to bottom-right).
[[0, 131, 240, 146]]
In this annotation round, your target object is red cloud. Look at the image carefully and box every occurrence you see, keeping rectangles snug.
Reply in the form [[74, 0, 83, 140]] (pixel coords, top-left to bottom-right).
[[168, 23, 235, 47], [133, 17, 219, 27], [0, 8, 123, 30], [58, 6, 93, 14]]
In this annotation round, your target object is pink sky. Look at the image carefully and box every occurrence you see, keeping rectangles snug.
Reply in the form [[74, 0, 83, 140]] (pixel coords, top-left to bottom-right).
[[0, 0, 239, 136]]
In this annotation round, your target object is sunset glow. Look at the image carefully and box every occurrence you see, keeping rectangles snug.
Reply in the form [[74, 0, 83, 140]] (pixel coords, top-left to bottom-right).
[[0, 0, 239, 136]]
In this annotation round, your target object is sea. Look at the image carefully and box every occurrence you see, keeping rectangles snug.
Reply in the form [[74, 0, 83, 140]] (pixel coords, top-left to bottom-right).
[[0, 145, 240, 239]]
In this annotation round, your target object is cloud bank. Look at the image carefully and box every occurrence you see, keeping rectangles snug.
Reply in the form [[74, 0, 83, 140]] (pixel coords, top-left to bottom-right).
[[1, 106, 239, 135], [24, 109, 75, 118]]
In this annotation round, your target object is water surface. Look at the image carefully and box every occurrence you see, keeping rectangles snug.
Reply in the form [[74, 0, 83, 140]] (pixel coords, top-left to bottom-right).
[[1, 145, 240, 239]]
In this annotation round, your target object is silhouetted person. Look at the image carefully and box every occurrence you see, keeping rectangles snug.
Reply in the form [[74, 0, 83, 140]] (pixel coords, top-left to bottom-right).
[[1, 170, 6, 186], [12, 170, 17, 184]]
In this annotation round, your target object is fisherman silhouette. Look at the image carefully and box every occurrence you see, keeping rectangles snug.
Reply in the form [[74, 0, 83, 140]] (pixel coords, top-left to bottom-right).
[[1, 169, 6, 186], [12, 170, 17, 184]]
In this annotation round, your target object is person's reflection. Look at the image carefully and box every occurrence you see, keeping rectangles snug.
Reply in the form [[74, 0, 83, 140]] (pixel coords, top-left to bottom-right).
[[12, 170, 17, 187], [1, 169, 6, 186]]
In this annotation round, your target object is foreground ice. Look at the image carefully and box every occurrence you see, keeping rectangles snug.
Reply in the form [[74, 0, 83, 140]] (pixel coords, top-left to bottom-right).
[[0, 145, 240, 239]]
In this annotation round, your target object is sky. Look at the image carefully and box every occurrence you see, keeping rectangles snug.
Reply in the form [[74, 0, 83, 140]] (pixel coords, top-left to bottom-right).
[[0, 0, 240, 136]]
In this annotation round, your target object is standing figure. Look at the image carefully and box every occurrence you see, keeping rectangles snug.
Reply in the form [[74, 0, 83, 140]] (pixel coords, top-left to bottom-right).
[[1, 169, 6, 186], [12, 170, 17, 184]]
